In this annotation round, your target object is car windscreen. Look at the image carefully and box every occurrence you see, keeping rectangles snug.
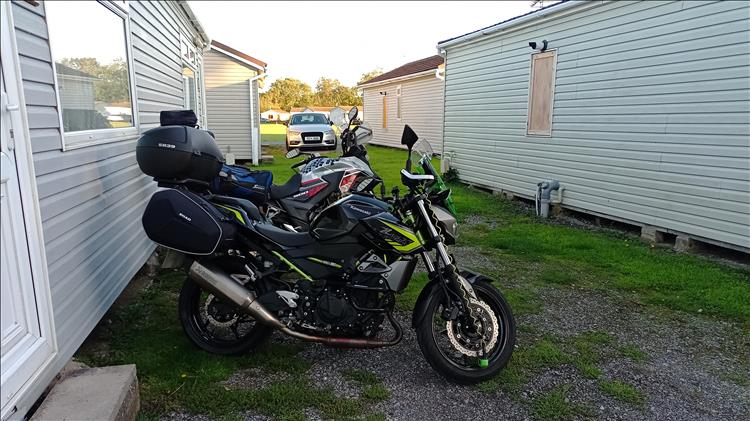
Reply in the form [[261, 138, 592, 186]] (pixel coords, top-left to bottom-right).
[[290, 113, 328, 125]]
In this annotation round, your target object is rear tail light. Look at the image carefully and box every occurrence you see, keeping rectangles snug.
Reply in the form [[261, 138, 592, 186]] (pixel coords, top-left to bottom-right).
[[339, 171, 360, 194]]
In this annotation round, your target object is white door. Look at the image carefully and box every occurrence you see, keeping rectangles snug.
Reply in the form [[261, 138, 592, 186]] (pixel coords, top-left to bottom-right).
[[0, 49, 55, 420]]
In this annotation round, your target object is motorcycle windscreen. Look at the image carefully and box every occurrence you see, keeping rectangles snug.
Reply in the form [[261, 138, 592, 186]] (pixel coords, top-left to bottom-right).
[[142, 189, 231, 255]]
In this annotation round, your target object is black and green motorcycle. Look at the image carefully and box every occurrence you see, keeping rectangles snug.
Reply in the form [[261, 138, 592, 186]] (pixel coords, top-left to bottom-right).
[[146, 124, 515, 384]]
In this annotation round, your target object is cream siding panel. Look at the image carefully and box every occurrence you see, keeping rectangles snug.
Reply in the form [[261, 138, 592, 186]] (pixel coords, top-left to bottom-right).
[[362, 75, 443, 151], [442, 0, 750, 250], [7, 1, 205, 416], [204, 49, 257, 159]]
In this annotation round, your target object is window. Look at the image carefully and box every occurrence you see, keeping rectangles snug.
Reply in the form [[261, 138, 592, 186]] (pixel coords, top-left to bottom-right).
[[46, 1, 136, 147], [396, 86, 402, 120], [526, 50, 557, 136], [382, 95, 388, 129], [182, 65, 197, 113], [290, 113, 328, 125]]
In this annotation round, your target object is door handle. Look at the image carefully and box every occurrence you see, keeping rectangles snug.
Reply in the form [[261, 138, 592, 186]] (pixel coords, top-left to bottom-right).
[[6, 104, 20, 111]]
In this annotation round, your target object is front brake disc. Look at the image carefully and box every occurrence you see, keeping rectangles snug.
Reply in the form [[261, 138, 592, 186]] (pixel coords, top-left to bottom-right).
[[446, 298, 499, 357]]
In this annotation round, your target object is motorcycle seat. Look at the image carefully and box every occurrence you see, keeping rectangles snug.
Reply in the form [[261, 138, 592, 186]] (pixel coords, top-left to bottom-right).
[[269, 173, 302, 200], [211, 195, 264, 222], [255, 222, 316, 247]]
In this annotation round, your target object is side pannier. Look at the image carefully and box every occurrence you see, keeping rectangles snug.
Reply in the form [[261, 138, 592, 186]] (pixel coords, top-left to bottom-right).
[[142, 189, 235, 255]]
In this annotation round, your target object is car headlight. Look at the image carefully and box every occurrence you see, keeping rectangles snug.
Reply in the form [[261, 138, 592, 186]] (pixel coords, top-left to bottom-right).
[[323, 130, 335, 139], [288, 130, 301, 137]]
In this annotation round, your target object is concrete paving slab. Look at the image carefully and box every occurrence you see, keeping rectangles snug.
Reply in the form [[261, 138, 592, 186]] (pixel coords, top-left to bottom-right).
[[31, 364, 139, 421]]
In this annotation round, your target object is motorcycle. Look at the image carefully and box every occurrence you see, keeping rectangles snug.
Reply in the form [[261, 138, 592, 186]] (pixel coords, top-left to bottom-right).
[[263, 107, 384, 230], [137, 122, 516, 384], [212, 107, 383, 231]]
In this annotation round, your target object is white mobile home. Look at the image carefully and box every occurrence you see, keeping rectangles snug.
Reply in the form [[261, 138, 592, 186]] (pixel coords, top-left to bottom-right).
[[290, 106, 361, 120], [0, 1, 209, 419], [358, 55, 444, 150], [438, 0, 750, 252], [205, 40, 266, 164], [261, 109, 290, 123]]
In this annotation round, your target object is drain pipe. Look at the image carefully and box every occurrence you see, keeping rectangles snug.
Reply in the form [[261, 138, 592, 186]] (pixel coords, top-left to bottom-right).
[[535, 180, 560, 218]]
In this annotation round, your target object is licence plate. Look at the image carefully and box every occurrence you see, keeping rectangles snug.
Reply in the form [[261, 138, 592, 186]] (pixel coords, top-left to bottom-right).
[[306, 136, 321, 141]]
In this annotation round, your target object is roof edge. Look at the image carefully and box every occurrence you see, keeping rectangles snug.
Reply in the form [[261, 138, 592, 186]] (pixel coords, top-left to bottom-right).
[[357, 69, 437, 89], [177, 1, 210, 46], [437, 0, 585, 50], [210, 42, 267, 71]]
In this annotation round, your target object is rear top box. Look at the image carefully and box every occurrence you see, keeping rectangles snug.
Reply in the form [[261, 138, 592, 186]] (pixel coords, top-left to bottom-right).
[[136, 125, 224, 182]]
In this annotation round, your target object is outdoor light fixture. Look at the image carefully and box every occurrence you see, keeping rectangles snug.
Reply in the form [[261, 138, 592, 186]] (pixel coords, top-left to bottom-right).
[[379, 91, 387, 95], [528, 39, 548, 51]]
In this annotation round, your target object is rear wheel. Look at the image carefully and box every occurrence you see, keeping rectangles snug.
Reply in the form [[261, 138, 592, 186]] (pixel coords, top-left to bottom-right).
[[178, 277, 272, 355], [415, 281, 515, 384]]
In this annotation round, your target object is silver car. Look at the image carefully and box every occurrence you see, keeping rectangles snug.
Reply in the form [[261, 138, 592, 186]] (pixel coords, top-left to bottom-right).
[[285, 112, 337, 151]]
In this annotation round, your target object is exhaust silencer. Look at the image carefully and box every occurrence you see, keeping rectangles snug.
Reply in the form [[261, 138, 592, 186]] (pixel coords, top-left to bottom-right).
[[187, 261, 402, 348], [188, 261, 285, 330]]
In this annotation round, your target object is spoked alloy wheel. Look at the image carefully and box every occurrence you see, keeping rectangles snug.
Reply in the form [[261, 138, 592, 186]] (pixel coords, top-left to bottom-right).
[[178, 278, 272, 355], [415, 281, 516, 384]]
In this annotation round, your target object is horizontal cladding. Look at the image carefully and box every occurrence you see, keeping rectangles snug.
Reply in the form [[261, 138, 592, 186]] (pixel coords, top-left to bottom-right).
[[204, 50, 256, 159], [9, 0, 200, 407], [443, 0, 750, 249], [363, 76, 444, 151]]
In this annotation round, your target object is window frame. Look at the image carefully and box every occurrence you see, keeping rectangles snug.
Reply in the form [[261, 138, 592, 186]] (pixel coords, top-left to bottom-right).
[[396, 85, 402, 120], [180, 33, 200, 124], [49, 0, 139, 151], [525, 49, 557, 137]]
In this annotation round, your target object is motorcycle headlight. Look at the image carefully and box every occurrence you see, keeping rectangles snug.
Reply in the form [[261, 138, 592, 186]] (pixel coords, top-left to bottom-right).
[[433, 205, 458, 245]]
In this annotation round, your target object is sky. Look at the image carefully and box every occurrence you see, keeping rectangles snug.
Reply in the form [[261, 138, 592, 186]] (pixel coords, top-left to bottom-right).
[[188, 1, 541, 89]]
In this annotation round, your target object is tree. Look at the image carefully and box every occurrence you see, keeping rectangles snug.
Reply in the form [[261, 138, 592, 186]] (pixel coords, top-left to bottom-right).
[[314, 77, 341, 106], [357, 68, 384, 85], [60, 57, 130, 104], [313, 77, 362, 106], [260, 78, 314, 111], [260, 77, 362, 111]]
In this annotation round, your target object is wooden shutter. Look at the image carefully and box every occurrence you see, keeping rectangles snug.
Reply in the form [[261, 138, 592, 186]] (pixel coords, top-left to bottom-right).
[[382, 95, 388, 128], [527, 50, 556, 136]]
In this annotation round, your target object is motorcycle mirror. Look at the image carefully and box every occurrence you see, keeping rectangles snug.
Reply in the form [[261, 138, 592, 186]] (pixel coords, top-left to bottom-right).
[[285, 148, 301, 159], [348, 106, 358, 121], [401, 124, 419, 149]]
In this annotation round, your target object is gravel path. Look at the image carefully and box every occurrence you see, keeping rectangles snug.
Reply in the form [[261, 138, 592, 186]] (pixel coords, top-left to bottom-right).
[[161, 245, 749, 421]]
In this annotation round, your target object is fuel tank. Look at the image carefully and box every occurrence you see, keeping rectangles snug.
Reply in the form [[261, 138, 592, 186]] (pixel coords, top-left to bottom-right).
[[310, 194, 422, 254]]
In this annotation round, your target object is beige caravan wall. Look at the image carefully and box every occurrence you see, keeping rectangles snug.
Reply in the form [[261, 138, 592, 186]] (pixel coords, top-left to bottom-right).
[[204, 49, 258, 160], [442, 0, 750, 250], [363, 74, 444, 151]]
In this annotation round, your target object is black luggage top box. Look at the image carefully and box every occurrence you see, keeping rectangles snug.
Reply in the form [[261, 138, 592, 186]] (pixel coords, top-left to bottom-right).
[[136, 125, 224, 183]]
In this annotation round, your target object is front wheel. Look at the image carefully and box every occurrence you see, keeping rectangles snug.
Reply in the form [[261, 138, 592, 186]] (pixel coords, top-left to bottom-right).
[[415, 281, 516, 384]]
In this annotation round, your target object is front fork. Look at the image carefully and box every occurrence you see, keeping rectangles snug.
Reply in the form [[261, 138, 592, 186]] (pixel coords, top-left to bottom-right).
[[416, 199, 488, 364], [416, 199, 474, 295], [416, 199, 481, 316]]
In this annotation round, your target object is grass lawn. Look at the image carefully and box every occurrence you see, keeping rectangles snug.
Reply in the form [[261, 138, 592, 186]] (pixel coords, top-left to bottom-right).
[[261, 123, 287, 144], [78, 144, 749, 420]]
